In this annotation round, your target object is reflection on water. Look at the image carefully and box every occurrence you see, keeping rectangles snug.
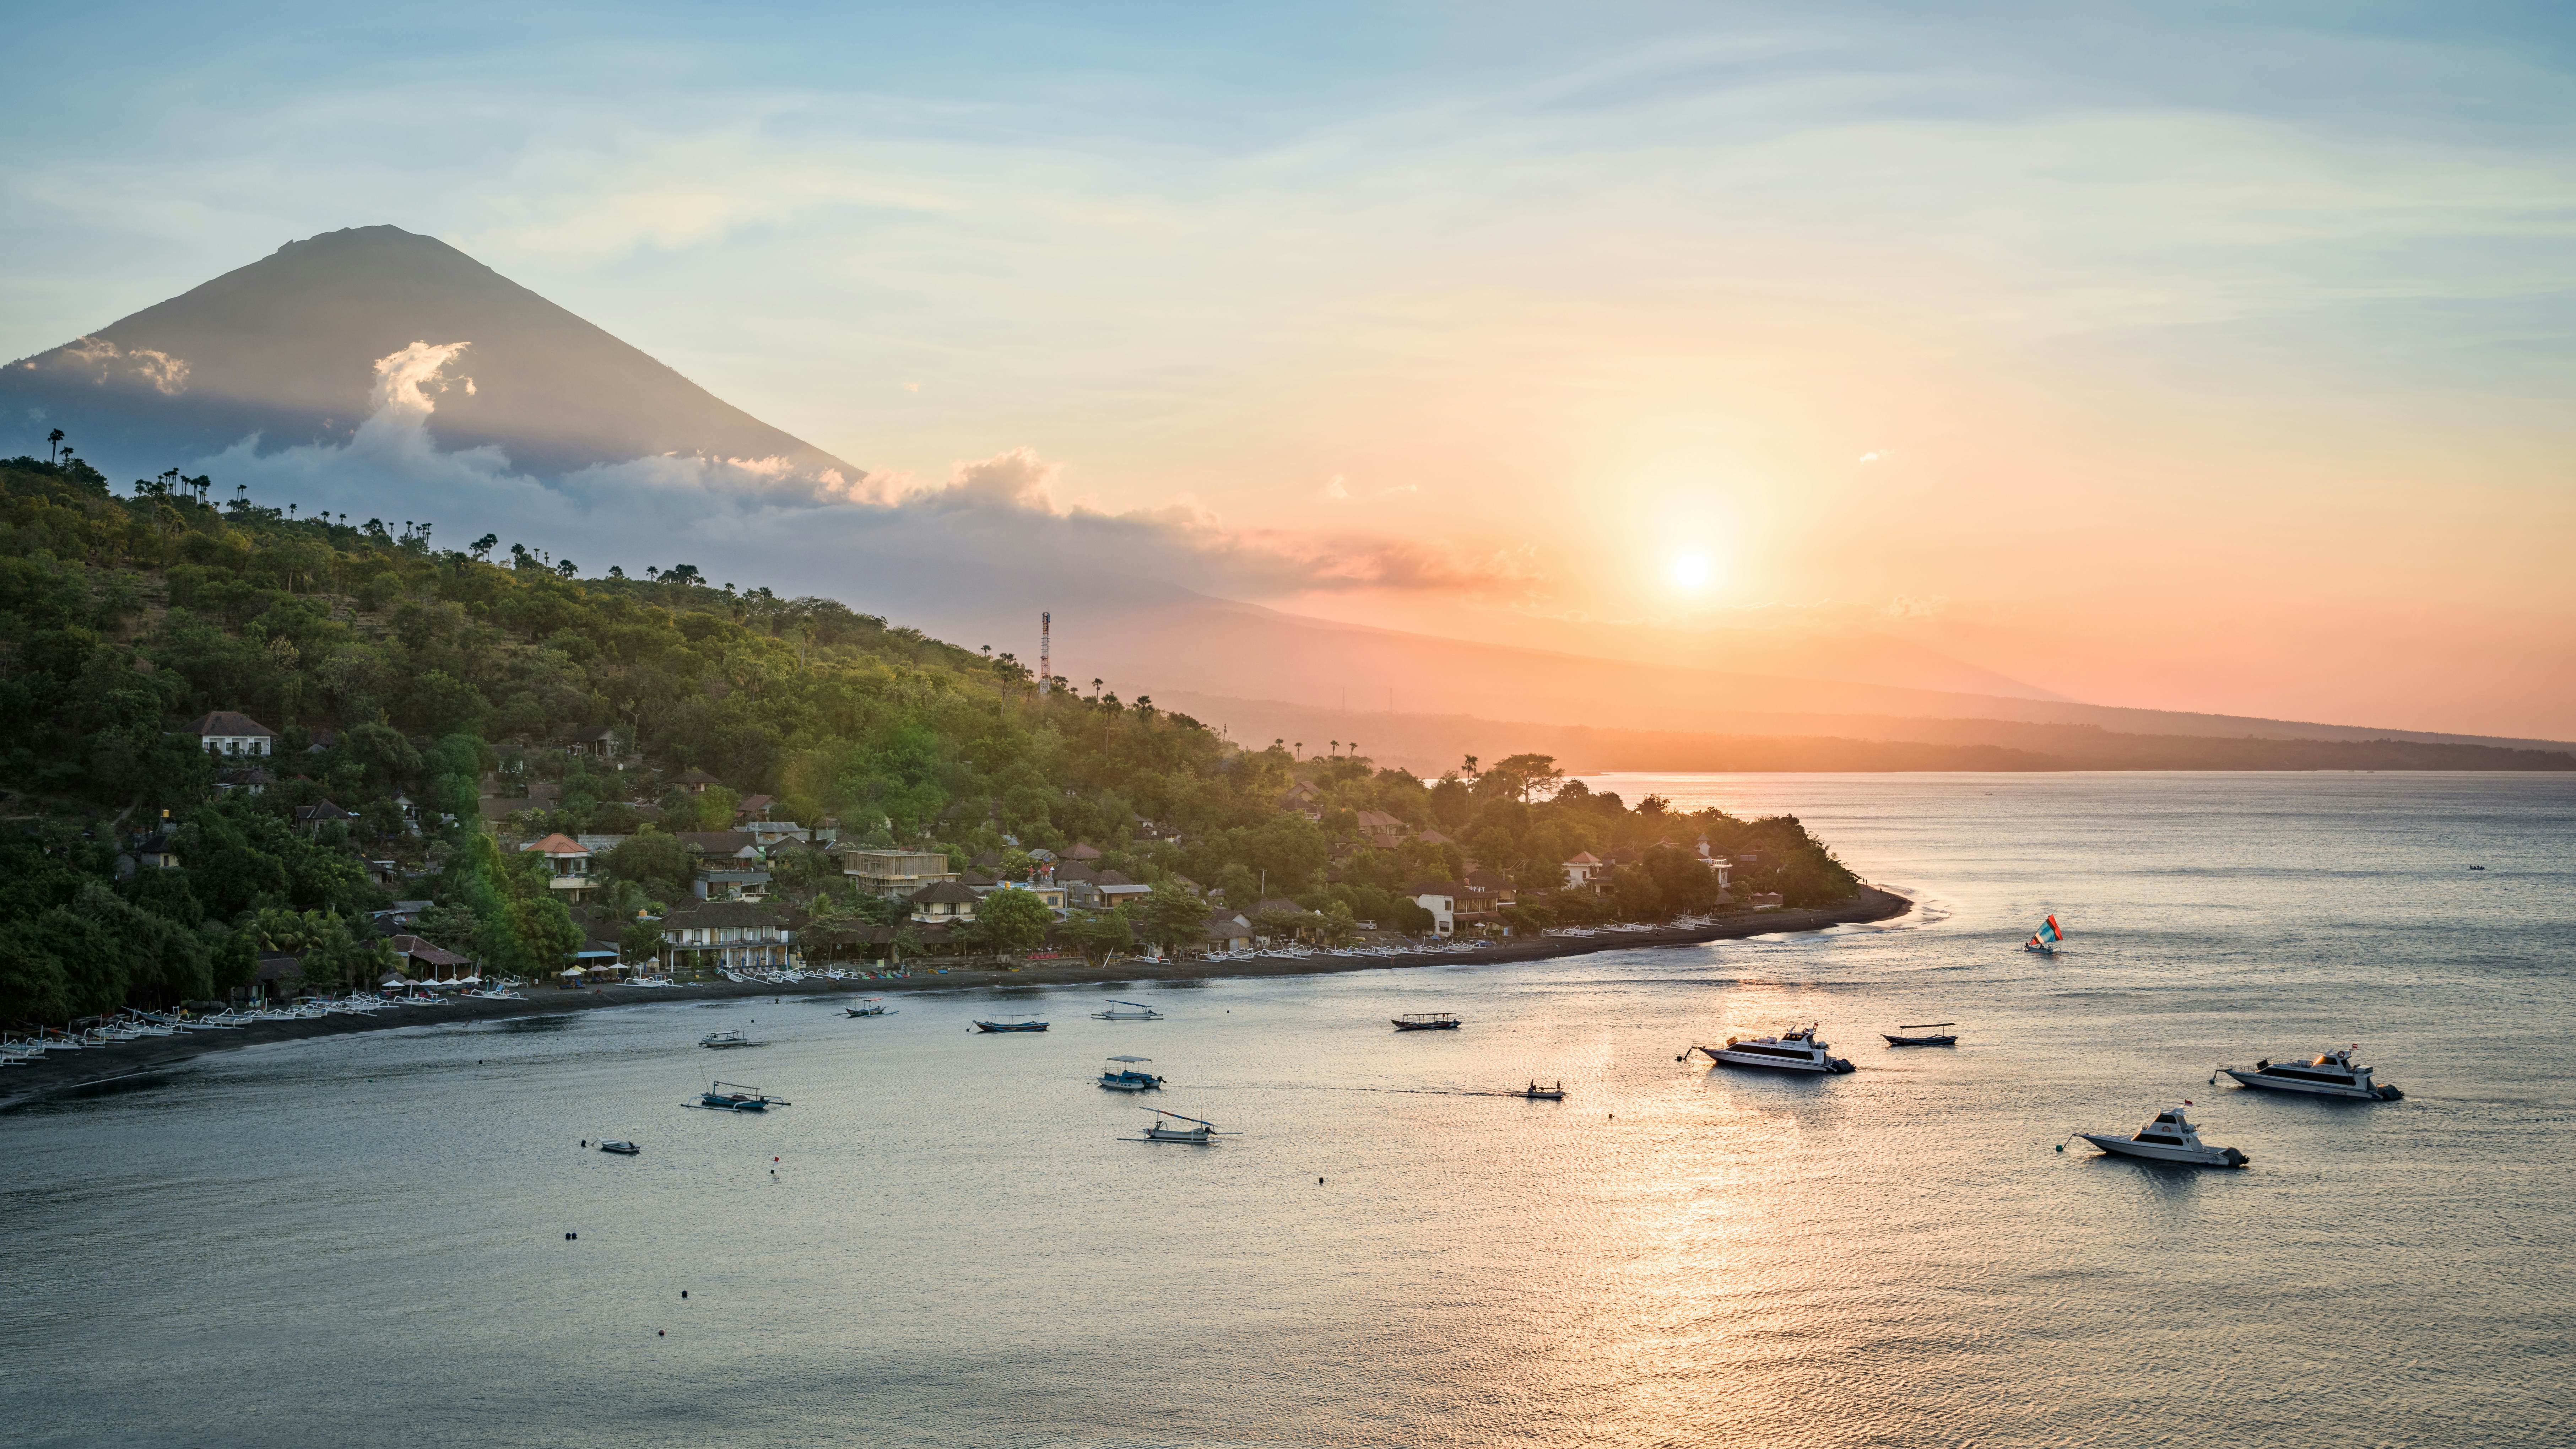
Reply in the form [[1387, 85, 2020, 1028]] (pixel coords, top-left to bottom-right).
[[1, 773, 2570, 1448]]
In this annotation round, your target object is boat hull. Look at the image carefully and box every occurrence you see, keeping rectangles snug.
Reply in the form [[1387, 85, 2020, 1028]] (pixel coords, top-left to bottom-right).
[[2078, 1134, 2247, 1167], [1392, 1020, 1461, 1031], [2221, 1068, 2397, 1100], [974, 1022, 1049, 1032], [1882, 1034, 1957, 1047]]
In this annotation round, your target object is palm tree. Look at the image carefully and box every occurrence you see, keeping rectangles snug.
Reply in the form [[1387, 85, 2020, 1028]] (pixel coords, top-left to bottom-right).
[[1091, 677, 1104, 698], [46, 428, 64, 463], [1330, 740, 1340, 755]]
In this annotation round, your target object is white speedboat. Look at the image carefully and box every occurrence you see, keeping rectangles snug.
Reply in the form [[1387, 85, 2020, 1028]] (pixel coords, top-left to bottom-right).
[[1682, 1024, 1854, 1074], [2215, 1046, 2401, 1100], [1099, 1055, 1164, 1091], [2074, 1104, 2247, 1167], [1091, 1001, 1164, 1020]]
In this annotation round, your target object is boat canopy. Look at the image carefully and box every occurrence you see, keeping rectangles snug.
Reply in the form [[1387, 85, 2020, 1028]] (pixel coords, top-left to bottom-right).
[[1107, 1055, 1152, 1063]]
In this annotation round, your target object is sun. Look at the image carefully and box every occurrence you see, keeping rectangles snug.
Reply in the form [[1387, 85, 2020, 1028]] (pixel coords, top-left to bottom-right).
[[1669, 551, 1714, 591]]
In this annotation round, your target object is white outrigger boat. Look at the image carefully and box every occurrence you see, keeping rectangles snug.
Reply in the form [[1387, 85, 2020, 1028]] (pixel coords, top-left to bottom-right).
[[2072, 1103, 2247, 1168], [2214, 1046, 2402, 1100], [1099, 1055, 1165, 1091], [700, 1029, 754, 1049], [1127, 1107, 1234, 1144], [1090, 1000, 1164, 1021], [1681, 1024, 1854, 1074], [844, 999, 895, 1018], [694, 1080, 789, 1112]]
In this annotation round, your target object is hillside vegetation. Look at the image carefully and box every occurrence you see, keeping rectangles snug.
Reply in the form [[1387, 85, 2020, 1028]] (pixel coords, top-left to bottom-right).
[[0, 456, 1858, 1025]]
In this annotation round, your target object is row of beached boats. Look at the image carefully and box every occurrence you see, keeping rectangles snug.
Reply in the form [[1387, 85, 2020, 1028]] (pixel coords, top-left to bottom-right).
[[2, 990, 532, 1066]]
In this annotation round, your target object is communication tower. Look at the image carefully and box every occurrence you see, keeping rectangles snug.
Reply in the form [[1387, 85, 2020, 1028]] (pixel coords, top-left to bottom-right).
[[1039, 612, 1051, 696]]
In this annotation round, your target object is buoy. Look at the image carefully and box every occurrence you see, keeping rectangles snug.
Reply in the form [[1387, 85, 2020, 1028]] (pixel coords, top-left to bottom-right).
[[681, 1290, 688, 1299], [565, 1232, 577, 1240], [658, 1330, 665, 1336], [2055, 1144, 2064, 1153], [1318, 1177, 1324, 1184]]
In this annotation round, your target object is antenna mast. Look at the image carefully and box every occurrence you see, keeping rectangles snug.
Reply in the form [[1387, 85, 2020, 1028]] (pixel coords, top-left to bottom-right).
[[1039, 612, 1051, 696]]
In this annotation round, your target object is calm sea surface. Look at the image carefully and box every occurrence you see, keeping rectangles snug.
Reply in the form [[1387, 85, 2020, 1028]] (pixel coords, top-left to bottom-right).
[[5, 773, 2572, 1448]]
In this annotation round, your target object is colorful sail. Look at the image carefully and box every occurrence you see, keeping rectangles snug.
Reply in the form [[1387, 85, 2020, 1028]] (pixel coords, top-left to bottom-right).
[[2025, 914, 2063, 952]]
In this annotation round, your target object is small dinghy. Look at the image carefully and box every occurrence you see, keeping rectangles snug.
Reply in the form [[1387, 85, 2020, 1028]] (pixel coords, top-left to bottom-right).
[[700, 1029, 754, 1049], [2072, 1103, 2247, 1167], [1091, 1000, 1164, 1020], [598, 1139, 640, 1156], [2214, 1045, 2401, 1100], [1682, 1024, 1854, 1074], [973, 1019, 1049, 1033], [2024, 914, 2064, 955], [1517, 1081, 1566, 1101], [696, 1080, 789, 1112], [1392, 1012, 1462, 1031], [1882, 1021, 1958, 1047], [1126, 1108, 1235, 1144], [1099, 1055, 1165, 1091], [844, 999, 895, 1017]]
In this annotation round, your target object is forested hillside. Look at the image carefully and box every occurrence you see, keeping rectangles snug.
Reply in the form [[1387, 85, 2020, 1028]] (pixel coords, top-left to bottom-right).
[[0, 455, 1859, 1024]]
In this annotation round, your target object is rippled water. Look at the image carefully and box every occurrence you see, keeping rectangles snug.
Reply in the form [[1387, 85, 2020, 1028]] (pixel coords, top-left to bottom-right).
[[5, 773, 2571, 1448]]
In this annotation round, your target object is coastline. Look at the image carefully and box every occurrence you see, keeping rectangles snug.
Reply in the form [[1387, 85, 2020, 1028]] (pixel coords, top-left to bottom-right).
[[0, 886, 1911, 1109]]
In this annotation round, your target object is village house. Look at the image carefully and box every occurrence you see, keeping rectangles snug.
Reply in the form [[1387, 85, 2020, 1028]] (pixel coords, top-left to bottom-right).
[[1409, 881, 1460, 937], [907, 880, 980, 925], [384, 934, 473, 980], [1092, 869, 1153, 909], [213, 764, 274, 795], [523, 833, 596, 901], [291, 799, 355, 835], [568, 724, 625, 761], [660, 900, 793, 975], [1203, 910, 1255, 954], [670, 768, 721, 794], [185, 710, 277, 757], [841, 847, 961, 897], [132, 832, 182, 871], [1562, 852, 1605, 891]]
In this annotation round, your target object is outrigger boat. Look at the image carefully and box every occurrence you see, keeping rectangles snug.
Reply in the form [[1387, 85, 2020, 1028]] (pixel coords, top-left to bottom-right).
[[2024, 914, 2064, 955], [1882, 1022, 1958, 1047], [1517, 1081, 1566, 1101], [2072, 1102, 2247, 1167], [1099, 1055, 1165, 1091], [1091, 1000, 1164, 1020], [700, 1029, 754, 1049], [1392, 1012, 1461, 1031], [696, 1080, 790, 1112], [844, 999, 895, 1017], [973, 1019, 1049, 1033], [598, 1139, 640, 1156], [1681, 1024, 1854, 1074], [1126, 1108, 1235, 1144], [2213, 1045, 2402, 1100]]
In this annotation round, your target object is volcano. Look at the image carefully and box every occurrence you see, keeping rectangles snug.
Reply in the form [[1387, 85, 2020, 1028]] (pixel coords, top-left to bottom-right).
[[0, 224, 862, 485]]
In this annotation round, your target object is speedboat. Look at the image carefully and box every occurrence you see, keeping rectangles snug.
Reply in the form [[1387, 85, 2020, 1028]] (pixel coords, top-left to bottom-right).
[[1682, 1024, 1854, 1074], [1091, 1001, 1164, 1020], [974, 1019, 1049, 1033], [1883, 1021, 1958, 1047], [700, 1029, 753, 1049], [2215, 1047, 2402, 1101], [697, 1080, 788, 1111], [1517, 1081, 1566, 1101], [1392, 1012, 1461, 1031], [844, 1000, 895, 1017], [2073, 1103, 2247, 1167], [598, 1139, 640, 1156], [1099, 1055, 1164, 1091]]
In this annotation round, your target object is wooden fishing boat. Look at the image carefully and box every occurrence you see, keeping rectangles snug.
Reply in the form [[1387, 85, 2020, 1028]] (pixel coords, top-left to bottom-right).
[[1392, 1012, 1461, 1031], [973, 1019, 1049, 1033], [1882, 1021, 1958, 1047]]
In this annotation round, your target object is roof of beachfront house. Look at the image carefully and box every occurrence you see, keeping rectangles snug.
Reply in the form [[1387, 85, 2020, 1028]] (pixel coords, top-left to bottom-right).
[[526, 833, 590, 857], [666, 900, 785, 929], [1565, 851, 1602, 865], [671, 768, 722, 786], [908, 881, 981, 905], [185, 710, 277, 737], [1064, 842, 1103, 860], [676, 830, 760, 857]]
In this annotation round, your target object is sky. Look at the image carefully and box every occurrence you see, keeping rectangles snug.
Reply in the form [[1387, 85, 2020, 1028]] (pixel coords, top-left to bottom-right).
[[6, 2, 2574, 737]]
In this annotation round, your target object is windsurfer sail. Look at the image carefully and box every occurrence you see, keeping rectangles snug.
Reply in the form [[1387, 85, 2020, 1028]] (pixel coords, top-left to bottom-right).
[[2024, 914, 2064, 954]]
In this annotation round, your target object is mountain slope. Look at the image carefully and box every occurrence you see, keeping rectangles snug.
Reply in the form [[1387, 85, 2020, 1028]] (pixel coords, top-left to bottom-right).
[[1, 225, 862, 484]]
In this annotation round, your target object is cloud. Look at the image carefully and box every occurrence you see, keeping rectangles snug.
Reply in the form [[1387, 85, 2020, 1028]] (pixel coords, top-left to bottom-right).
[[1858, 451, 1882, 463], [190, 345, 1528, 613], [31, 336, 190, 395], [1323, 474, 1349, 499]]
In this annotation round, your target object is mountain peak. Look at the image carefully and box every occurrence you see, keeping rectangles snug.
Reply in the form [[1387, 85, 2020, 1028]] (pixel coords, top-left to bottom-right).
[[3, 225, 862, 485]]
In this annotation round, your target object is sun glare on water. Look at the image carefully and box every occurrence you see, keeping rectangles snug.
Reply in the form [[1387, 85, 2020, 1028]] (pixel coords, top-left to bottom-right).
[[1669, 551, 1714, 591]]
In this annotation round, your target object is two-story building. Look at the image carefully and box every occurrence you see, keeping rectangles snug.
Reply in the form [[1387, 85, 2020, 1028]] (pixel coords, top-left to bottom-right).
[[843, 847, 961, 898], [1409, 881, 1461, 937], [660, 901, 793, 975], [524, 833, 596, 902], [1562, 852, 1605, 891], [185, 711, 277, 757]]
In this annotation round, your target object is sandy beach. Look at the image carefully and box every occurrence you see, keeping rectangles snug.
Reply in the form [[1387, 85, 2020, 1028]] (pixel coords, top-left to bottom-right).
[[0, 887, 1910, 1107]]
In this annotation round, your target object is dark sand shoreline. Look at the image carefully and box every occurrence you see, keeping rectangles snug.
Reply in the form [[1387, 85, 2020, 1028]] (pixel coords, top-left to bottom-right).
[[1, 887, 1911, 1109]]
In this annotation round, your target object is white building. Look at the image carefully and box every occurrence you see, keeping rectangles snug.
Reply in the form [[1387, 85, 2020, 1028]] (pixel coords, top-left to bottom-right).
[[186, 711, 277, 757]]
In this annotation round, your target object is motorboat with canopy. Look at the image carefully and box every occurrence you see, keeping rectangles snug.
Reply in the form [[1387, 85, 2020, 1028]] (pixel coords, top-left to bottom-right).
[[1099, 1056, 1165, 1091], [700, 1029, 753, 1049], [1126, 1108, 1236, 1144], [845, 999, 895, 1018], [1882, 1022, 1958, 1047], [1682, 1024, 1854, 1074], [1392, 1012, 1462, 1031]]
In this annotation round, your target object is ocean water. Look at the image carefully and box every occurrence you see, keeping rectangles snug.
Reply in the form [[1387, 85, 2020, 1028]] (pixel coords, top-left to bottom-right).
[[4, 772, 2571, 1448]]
